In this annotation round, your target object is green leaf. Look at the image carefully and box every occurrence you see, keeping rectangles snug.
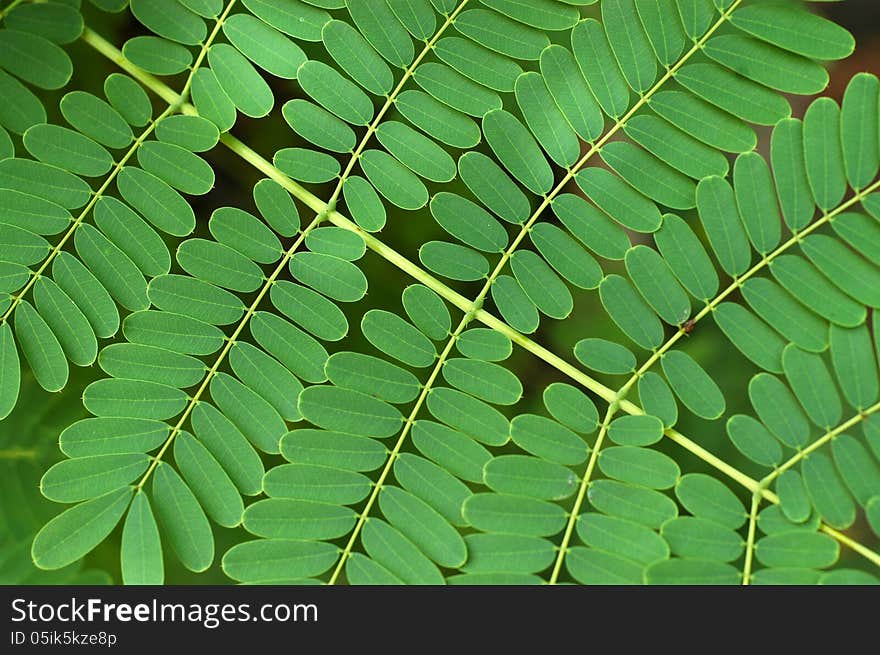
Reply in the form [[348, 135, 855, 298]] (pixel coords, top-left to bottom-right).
[[243, 498, 355, 540], [15, 300, 67, 392], [263, 463, 371, 505], [510, 413, 589, 466], [420, 241, 488, 281], [539, 45, 603, 142], [588, 479, 678, 529], [730, 4, 854, 61], [23, 124, 112, 177], [755, 531, 839, 569], [456, 328, 511, 362], [576, 167, 662, 233], [222, 13, 305, 79], [402, 285, 450, 341], [123, 310, 223, 356], [662, 350, 725, 420], [288, 252, 367, 303], [281, 429, 387, 472], [751, 568, 821, 586], [770, 255, 865, 328], [298, 60, 374, 126], [458, 152, 530, 224], [841, 73, 880, 190], [603, 0, 656, 93], [599, 446, 680, 490], [377, 122, 455, 183], [326, 352, 420, 404], [442, 358, 521, 406], [575, 338, 636, 375], [34, 278, 97, 367], [427, 387, 509, 447], [208, 44, 274, 118], [542, 383, 599, 434], [241, 0, 330, 42], [462, 533, 555, 574], [638, 372, 678, 428], [831, 212, 880, 266], [174, 432, 243, 528], [572, 18, 629, 118], [393, 454, 471, 527], [298, 385, 403, 438], [831, 435, 880, 506], [155, 115, 219, 153], [346, 0, 413, 67], [491, 275, 539, 334], [95, 197, 171, 277], [803, 98, 847, 211], [463, 493, 566, 537], [748, 373, 810, 449], [801, 235, 880, 308], [696, 176, 751, 277], [360, 149, 428, 210], [511, 250, 572, 319], [415, 63, 502, 117], [345, 553, 403, 585], [284, 99, 355, 154], [577, 513, 669, 565], [515, 72, 579, 167], [117, 166, 196, 236], [191, 401, 264, 496], [727, 414, 782, 467], [829, 324, 879, 410], [530, 223, 602, 290], [483, 109, 553, 196], [713, 303, 785, 373], [782, 345, 842, 430], [674, 473, 746, 530], [177, 239, 262, 294], [138, 141, 214, 195], [222, 539, 338, 583], [644, 559, 739, 585], [191, 69, 236, 132], [608, 415, 664, 447], [252, 179, 300, 238], [361, 520, 443, 585], [654, 213, 719, 302], [343, 176, 386, 232], [5, 3, 83, 44], [148, 275, 242, 325], [0, 323, 21, 420], [396, 90, 480, 149], [32, 487, 132, 570], [599, 274, 664, 350], [455, 9, 548, 60], [802, 452, 856, 530], [59, 417, 167, 458], [625, 245, 691, 324], [733, 151, 781, 254], [484, 455, 578, 501], [83, 378, 186, 420], [0, 188, 70, 236], [130, 0, 206, 45], [0, 158, 90, 209], [323, 19, 392, 95], [379, 487, 466, 568], [151, 463, 213, 572], [208, 210, 282, 264], [676, 63, 790, 126], [741, 278, 828, 354], [412, 420, 491, 484], [305, 227, 366, 262], [0, 29, 72, 90], [566, 547, 642, 585], [40, 454, 148, 503], [274, 148, 340, 184], [649, 90, 756, 154], [121, 491, 163, 585], [123, 36, 192, 76], [362, 309, 436, 367], [0, 69, 46, 134], [104, 73, 151, 127], [430, 192, 508, 253], [776, 469, 812, 524], [75, 224, 148, 312], [624, 115, 728, 181], [661, 516, 743, 562], [210, 372, 286, 453]]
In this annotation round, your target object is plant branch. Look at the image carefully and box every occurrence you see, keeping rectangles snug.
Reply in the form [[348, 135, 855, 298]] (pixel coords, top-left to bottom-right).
[[549, 403, 616, 584], [742, 493, 761, 585]]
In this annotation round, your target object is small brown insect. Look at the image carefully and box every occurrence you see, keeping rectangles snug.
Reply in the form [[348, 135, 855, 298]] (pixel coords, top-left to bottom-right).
[[682, 319, 696, 336]]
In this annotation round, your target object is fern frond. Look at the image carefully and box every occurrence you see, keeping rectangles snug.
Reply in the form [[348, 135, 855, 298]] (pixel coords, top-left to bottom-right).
[[6, 0, 878, 586]]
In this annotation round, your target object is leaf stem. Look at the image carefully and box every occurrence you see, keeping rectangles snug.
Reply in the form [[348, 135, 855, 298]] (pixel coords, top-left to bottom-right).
[[549, 403, 616, 584], [742, 492, 761, 585]]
